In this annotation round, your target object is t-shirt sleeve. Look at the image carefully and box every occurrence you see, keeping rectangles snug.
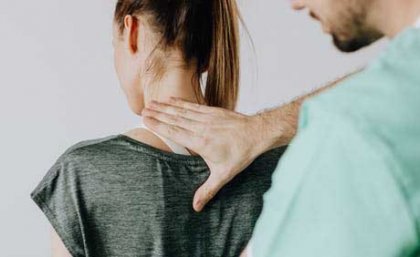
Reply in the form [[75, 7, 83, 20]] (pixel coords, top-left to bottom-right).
[[251, 104, 418, 257], [30, 157, 86, 257]]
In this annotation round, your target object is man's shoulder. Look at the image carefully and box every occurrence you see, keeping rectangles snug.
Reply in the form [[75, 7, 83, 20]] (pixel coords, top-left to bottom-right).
[[301, 73, 420, 177], [307, 29, 420, 129], [297, 71, 420, 236], [304, 60, 420, 135]]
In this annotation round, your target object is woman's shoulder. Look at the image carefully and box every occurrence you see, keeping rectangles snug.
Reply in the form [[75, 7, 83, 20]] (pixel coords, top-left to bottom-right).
[[35, 134, 131, 187], [34, 134, 119, 170], [61, 134, 121, 159], [57, 133, 153, 166], [31, 135, 122, 192]]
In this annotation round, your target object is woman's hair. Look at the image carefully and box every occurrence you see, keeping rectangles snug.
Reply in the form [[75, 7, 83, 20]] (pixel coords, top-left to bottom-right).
[[114, 0, 240, 110]]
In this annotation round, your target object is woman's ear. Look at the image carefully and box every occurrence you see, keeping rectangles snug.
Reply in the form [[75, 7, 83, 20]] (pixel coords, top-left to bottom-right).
[[123, 15, 139, 54]]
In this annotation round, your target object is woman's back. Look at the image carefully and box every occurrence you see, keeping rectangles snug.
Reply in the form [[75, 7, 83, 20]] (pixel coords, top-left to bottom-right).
[[31, 134, 286, 257]]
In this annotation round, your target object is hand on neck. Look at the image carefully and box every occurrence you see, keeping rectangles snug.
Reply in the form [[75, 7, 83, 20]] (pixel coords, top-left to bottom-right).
[[123, 64, 204, 155]]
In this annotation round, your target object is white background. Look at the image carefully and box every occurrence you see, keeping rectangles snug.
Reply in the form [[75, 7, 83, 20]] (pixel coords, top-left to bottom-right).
[[0, 0, 386, 255]]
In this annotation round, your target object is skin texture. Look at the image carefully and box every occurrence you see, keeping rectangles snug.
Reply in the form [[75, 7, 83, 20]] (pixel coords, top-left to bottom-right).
[[143, 0, 420, 214]]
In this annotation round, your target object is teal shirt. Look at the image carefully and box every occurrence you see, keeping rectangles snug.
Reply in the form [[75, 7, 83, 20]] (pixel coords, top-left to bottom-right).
[[251, 28, 420, 257]]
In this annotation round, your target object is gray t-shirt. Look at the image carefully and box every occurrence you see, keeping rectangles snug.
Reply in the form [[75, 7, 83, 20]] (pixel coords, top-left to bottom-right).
[[31, 134, 286, 257]]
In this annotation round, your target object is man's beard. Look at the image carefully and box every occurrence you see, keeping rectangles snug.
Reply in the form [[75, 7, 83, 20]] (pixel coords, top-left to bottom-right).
[[331, 3, 383, 53], [332, 33, 380, 52]]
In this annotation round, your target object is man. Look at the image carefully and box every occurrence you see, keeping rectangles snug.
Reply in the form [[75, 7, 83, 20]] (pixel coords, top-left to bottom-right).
[[142, 0, 420, 256]]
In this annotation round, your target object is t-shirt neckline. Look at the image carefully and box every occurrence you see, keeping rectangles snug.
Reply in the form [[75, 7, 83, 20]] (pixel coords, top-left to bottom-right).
[[116, 134, 207, 165]]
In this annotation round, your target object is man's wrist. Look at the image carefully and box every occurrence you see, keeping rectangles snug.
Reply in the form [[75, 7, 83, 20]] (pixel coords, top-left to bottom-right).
[[252, 105, 297, 151], [249, 112, 283, 155]]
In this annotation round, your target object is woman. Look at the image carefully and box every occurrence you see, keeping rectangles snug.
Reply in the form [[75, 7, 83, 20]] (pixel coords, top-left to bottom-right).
[[30, 0, 286, 256]]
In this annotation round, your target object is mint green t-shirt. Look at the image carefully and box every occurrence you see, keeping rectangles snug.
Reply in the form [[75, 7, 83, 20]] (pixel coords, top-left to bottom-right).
[[251, 28, 420, 257]]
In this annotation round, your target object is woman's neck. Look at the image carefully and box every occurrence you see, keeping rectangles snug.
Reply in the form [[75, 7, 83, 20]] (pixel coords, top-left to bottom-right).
[[142, 67, 205, 108], [123, 66, 203, 155]]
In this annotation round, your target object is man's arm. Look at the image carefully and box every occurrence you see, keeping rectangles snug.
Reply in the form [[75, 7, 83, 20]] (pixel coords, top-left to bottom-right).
[[248, 107, 414, 257], [256, 70, 358, 151], [142, 70, 360, 212]]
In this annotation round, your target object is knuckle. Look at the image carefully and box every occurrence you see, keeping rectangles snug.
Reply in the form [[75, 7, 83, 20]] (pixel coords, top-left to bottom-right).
[[166, 126, 175, 136], [190, 121, 200, 131], [204, 186, 215, 199], [158, 104, 168, 112], [201, 136, 210, 146], [207, 191, 216, 200], [155, 112, 164, 120], [193, 136, 205, 149], [194, 125, 208, 136], [169, 97, 178, 104], [179, 108, 188, 115], [191, 124, 201, 134], [170, 114, 180, 123]]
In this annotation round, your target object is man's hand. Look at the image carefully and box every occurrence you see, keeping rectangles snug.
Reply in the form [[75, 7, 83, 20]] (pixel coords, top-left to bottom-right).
[[141, 71, 355, 212], [142, 98, 269, 212]]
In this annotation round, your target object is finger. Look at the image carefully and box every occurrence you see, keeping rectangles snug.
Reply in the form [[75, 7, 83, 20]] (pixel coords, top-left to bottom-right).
[[142, 108, 201, 133], [143, 117, 201, 150], [148, 101, 209, 122], [193, 173, 228, 212]]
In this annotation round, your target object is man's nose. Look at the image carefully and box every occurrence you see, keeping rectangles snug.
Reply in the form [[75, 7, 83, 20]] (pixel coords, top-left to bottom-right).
[[291, 0, 306, 10]]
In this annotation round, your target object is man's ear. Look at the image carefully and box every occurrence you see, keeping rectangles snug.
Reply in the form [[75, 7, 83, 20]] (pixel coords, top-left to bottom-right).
[[124, 15, 139, 54]]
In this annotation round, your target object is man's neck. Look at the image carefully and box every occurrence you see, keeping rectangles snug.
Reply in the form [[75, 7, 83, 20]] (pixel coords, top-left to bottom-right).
[[377, 0, 420, 37]]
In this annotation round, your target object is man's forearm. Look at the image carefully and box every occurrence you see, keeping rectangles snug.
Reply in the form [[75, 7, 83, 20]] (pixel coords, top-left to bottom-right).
[[255, 69, 361, 151]]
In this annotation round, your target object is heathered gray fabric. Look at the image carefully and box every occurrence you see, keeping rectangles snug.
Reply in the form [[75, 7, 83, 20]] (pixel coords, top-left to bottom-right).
[[31, 134, 287, 257]]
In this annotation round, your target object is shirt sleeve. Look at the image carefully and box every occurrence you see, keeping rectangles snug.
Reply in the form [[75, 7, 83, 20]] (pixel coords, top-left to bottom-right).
[[251, 104, 418, 257], [30, 157, 86, 257]]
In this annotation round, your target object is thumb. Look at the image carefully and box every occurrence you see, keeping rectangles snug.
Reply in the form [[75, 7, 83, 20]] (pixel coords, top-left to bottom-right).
[[193, 173, 227, 212]]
